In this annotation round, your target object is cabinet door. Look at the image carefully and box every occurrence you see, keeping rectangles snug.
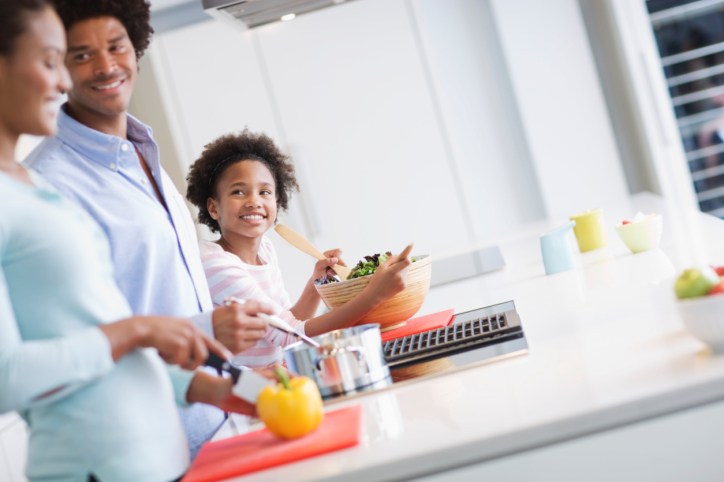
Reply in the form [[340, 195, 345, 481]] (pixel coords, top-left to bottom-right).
[[153, 20, 281, 170], [154, 0, 471, 259], [252, 0, 470, 257]]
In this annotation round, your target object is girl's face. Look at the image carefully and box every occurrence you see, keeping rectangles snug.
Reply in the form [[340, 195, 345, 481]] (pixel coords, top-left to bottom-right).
[[0, 7, 70, 138], [208, 159, 278, 242]]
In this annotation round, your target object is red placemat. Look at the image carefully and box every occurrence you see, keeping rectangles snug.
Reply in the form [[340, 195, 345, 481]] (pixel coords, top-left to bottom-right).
[[183, 405, 362, 482], [381, 309, 455, 342]]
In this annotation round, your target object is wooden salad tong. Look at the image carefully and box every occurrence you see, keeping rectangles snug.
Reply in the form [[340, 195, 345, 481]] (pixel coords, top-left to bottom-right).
[[274, 224, 353, 280]]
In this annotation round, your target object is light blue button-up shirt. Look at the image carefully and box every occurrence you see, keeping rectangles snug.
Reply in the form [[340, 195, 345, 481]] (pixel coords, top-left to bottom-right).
[[25, 106, 224, 458], [0, 171, 189, 481]]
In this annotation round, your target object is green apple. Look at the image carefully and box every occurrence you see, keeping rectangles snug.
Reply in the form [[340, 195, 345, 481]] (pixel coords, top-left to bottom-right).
[[675, 267, 720, 299]]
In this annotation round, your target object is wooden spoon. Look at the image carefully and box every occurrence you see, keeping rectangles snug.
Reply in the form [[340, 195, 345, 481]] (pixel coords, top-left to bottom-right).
[[274, 224, 353, 280]]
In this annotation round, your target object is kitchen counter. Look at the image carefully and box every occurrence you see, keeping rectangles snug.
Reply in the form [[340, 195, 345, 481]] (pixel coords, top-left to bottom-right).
[[212, 193, 724, 481]]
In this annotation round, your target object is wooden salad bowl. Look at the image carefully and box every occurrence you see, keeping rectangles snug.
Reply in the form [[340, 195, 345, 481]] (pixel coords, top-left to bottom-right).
[[315, 254, 432, 331]]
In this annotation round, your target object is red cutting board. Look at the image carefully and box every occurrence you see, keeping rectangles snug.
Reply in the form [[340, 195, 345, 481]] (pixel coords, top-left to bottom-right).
[[182, 405, 362, 482], [381, 309, 455, 342]]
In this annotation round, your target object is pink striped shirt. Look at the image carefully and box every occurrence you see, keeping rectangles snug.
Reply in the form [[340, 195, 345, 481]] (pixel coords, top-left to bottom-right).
[[199, 238, 303, 367]]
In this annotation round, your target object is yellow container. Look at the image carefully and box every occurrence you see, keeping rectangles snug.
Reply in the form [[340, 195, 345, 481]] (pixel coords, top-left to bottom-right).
[[569, 209, 607, 253]]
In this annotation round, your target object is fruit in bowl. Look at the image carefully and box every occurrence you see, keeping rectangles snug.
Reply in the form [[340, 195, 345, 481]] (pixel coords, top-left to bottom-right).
[[675, 265, 724, 353], [314, 252, 432, 332], [615, 212, 662, 254]]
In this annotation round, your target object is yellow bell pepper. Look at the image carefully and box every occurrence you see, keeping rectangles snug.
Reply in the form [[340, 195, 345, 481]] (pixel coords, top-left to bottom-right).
[[256, 366, 324, 439]]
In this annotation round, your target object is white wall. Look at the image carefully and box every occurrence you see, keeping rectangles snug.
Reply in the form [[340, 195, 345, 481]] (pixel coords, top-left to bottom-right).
[[16, 135, 44, 162], [137, 0, 631, 298]]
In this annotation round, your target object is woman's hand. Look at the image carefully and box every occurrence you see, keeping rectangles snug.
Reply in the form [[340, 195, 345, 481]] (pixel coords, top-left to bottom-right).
[[140, 317, 232, 370], [186, 368, 281, 416], [100, 316, 232, 370]]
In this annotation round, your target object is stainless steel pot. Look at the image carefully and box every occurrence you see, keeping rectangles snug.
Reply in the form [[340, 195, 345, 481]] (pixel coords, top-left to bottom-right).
[[283, 323, 391, 399]]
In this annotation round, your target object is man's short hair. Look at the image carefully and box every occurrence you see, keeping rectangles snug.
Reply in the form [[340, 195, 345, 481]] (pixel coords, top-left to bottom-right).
[[53, 0, 153, 59]]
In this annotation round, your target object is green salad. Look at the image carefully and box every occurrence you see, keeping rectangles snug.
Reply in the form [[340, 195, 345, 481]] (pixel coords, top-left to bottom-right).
[[348, 252, 393, 279], [314, 251, 418, 285]]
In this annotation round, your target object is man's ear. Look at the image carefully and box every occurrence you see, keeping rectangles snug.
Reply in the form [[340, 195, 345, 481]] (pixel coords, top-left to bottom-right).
[[207, 197, 219, 220]]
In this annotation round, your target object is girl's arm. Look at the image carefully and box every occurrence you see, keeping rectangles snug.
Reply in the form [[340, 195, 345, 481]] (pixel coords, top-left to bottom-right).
[[290, 248, 343, 320], [302, 251, 412, 336]]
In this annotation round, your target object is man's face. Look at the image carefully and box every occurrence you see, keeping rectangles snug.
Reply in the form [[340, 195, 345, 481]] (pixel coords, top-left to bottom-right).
[[64, 16, 137, 128]]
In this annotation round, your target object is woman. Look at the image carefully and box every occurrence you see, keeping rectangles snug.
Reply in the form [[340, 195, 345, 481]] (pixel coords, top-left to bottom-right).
[[0, 2, 257, 480]]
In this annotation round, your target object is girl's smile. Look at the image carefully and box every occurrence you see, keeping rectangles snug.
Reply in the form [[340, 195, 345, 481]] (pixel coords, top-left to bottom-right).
[[208, 159, 278, 262]]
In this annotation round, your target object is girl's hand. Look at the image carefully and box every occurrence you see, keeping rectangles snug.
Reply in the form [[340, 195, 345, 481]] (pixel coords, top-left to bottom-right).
[[364, 248, 412, 304], [311, 248, 345, 282]]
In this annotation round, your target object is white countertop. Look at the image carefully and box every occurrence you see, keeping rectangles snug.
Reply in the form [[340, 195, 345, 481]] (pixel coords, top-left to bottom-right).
[[212, 193, 724, 481]]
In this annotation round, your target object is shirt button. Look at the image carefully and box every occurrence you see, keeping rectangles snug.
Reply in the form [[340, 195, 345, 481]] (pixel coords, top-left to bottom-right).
[[109, 163, 117, 170], [121, 143, 130, 152]]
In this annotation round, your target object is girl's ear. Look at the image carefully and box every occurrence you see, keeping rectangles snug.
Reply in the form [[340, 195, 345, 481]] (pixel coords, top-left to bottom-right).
[[207, 197, 219, 220]]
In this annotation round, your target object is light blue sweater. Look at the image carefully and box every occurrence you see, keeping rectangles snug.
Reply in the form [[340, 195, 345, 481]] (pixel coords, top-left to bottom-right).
[[0, 171, 188, 482]]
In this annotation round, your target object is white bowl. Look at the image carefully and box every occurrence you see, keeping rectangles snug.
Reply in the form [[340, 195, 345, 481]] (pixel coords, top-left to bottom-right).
[[615, 213, 663, 254], [677, 292, 724, 353]]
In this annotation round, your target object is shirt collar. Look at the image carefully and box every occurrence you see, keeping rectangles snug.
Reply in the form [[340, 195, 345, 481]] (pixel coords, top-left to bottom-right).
[[56, 104, 156, 171]]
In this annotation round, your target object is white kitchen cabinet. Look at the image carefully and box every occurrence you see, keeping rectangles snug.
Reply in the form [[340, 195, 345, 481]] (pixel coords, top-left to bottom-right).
[[489, 0, 630, 220], [153, 0, 473, 260], [145, 0, 637, 294], [151, 20, 281, 171], [145, 0, 564, 264], [415, 398, 724, 481], [408, 0, 546, 239], [249, 0, 471, 258]]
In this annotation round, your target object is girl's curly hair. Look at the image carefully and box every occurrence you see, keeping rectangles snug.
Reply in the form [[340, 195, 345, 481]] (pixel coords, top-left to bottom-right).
[[53, 0, 153, 59], [186, 129, 299, 233]]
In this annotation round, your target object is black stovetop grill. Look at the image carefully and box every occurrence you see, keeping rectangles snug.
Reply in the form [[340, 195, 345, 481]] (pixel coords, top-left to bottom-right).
[[383, 301, 526, 369]]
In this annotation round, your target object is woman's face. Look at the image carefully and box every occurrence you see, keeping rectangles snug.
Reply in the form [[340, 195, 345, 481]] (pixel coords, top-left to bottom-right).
[[0, 7, 71, 138]]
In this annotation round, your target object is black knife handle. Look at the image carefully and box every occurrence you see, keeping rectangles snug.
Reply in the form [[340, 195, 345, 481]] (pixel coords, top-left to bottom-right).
[[205, 352, 241, 384]]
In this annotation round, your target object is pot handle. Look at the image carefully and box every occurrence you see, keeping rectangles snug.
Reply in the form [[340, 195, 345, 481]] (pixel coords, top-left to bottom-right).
[[314, 346, 368, 373]]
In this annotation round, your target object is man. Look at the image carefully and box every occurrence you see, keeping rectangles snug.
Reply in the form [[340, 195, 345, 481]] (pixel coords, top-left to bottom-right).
[[24, 0, 268, 459]]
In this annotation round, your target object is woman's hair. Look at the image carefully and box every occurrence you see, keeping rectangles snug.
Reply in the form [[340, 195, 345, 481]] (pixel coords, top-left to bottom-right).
[[186, 129, 299, 233], [0, 0, 52, 56], [52, 0, 153, 60]]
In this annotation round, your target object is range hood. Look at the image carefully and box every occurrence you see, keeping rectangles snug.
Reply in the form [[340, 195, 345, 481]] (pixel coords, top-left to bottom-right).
[[201, 0, 355, 30]]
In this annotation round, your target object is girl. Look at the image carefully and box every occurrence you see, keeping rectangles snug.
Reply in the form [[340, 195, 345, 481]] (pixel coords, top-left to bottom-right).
[[186, 129, 411, 367]]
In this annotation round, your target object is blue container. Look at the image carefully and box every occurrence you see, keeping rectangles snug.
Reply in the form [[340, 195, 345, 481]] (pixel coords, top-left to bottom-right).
[[540, 221, 576, 275]]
